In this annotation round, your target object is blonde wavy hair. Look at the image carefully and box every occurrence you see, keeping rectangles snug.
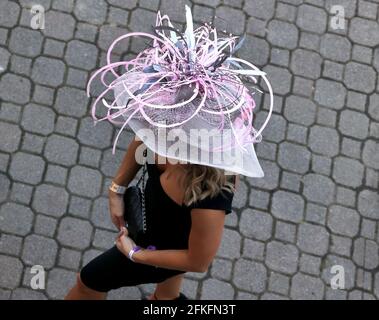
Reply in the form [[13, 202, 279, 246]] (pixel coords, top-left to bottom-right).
[[180, 164, 237, 206]]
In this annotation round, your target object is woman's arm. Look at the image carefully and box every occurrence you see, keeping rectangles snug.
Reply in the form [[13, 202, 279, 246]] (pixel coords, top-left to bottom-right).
[[116, 209, 226, 273], [108, 137, 143, 230]]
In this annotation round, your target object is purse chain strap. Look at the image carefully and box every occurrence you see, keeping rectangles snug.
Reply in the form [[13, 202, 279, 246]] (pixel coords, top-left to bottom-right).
[[136, 148, 147, 233]]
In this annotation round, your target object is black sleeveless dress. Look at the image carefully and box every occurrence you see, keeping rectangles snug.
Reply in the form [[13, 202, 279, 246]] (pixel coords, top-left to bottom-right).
[[79, 163, 234, 292]]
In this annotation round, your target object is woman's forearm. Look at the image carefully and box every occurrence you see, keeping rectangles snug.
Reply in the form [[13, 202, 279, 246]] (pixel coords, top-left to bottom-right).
[[132, 248, 207, 273], [113, 138, 143, 186]]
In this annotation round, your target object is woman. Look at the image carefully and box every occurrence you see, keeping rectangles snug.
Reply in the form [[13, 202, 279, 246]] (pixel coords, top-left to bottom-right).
[[65, 138, 238, 300], [66, 5, 272, 300]]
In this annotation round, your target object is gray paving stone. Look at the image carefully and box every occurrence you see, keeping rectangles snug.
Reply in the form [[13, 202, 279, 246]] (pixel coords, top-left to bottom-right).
[[75, 22, 98, 42], [330, 235, 352, 258], [339, 110, 369, 139], [232, 179, 248, 209], [320, 33, 351, 62], [305, 203, 327, 225], [278, 142, 311, 174], [31, 57, 65, 87], [356, 268, 372, 291], [74, 0, 107, 24], [57, 217, 93, 250], [293, 77, 314, 97], [297, 223, 330, 256], [284, 95, 317, 126], [276, 2, 296, 22], [358, 0, 378, 19], [316, 108, 337, 129], [45, 164, 68, 185], [0, 255, 23, 289], [247, 160, 280, 191], [353, 237, 379, 270], [315, 79, 346, 110], [217, 228, 241, 260], [9, 27, 43, 57], [344, 62, 376, 93], [77, 117, 113, 149], [375, 273, 379, 299], [333, 157, 364, 188], [201, 278, 235, 300], [291, 49, 322, 79], [97, 24, 129, 55], [358, 190, 378, 220], [33, 85, 55, 106], [297, 4, 327, 34], [291, 273, 325, 300], [280, 171, 302, 192], [244, 0, 275, 20], [312, 154, 332, 176], [309, 126, 340, 157], [52, 0, 74, 12], [66, 68, 88, 88], [21, 133, 45, 154], [11, 288, 47, 300], [21, 103, 55, 135], [108, 6, 129, 27], [238, 35, 269, 67], [249, 189, 270, 210], [267, 20, 299, 50], [341, 138, 361, 159], [299, 254, 321, 276], [365, 169, 378, 189], [352, 45, 372, 64], [233, 259, 267, 293], [236, 291, 257, 300], [269, 272, 290, 295], [55, 116, 78, 137], [108, 0, 137, 9], [210, 258, 233, 281], [67, 165, 102, 198], [325, 287, 348, 300], [68, 196, 92, 218], [369, 94, 379, 121], [362, 139, 379, 170], [261, 293, 289, 300], [93, 228, 117, 250], [246, 17, 267, 37], [299, 32, 320, 51], [19, 0, 52, 9], [100, 148, 124, 177], [44, 134, 79, 166], [21, 234, 58, 268], [346, 92, 366, 113], [327, 205, 360, 237], [34, 214, 58, 237], [270, 48, 290, 67], [323, 60, 344, 81], [32, 184, 69, 217], [9, 183, 33, 205], [58, 248, 81, 270], [275, 221, 296, 243], [0, 102, 21, 123], [336, 187, 356, 207], [0, 73, 31, 104], [349, 17, 379, 47], [65, 40, 98, 70], [272, 190, 304, 223], [107, 286, 142, 300], [266, 241, 299, 275], [256, 141, 277, 161], [0, 153, 9, 172], [262, 65, 292, 95], [46, 268, 76, 299], [44, 39, 65, 58], [9, 152, 45, 185], [0, 234, 23, 256], [91, 197, 114, 231], [79, 147, 102, 168], [0, 1, 20, 26], [215, 6, 245, 35], [239, 208, 273, 241], [360, 219, 376, 240], [0, 122, 21, 153], [242, 238, 265, 261]]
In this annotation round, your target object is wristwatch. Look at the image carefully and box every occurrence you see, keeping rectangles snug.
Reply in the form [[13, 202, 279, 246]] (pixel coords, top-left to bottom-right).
[[109, 181, 127, 194]]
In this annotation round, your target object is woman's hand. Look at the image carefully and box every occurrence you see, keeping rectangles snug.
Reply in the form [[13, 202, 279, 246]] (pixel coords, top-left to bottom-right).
[[108, 190, 126, 230], [115, 227, 137, 257]]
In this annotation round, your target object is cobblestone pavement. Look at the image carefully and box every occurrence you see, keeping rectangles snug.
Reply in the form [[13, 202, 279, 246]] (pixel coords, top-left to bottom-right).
[[0, 0, 378, 300]]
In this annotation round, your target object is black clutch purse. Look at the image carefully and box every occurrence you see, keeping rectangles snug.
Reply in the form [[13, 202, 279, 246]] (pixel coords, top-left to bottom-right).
[[122, 157, 147, 241]]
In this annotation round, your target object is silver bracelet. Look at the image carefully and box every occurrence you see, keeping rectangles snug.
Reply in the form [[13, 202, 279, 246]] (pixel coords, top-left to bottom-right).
[[128, 246, 142, 262], [109, 181, 127, 194]]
